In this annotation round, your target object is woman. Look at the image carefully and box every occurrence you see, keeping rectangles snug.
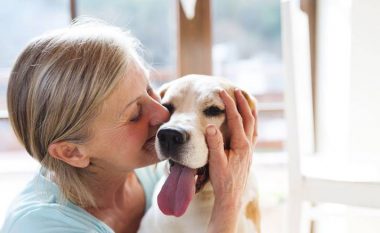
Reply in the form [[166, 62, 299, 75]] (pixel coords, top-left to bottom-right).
[[1, 20, 257, 233]]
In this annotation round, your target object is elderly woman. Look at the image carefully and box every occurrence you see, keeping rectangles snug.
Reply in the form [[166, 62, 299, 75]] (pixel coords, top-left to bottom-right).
[[1, 20, 257, 233]]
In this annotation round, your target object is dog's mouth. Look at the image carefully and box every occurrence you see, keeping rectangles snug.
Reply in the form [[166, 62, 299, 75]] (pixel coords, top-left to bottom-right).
[[168, 159, 209, 193], [157, 159, 209, 217]]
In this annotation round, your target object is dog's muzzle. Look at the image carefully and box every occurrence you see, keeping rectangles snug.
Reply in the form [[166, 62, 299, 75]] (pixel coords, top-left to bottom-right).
[[157, 128, 189, 157]]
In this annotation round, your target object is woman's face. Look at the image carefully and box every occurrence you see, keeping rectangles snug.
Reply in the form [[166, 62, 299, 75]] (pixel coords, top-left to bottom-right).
[[80, 65, 169, 172]]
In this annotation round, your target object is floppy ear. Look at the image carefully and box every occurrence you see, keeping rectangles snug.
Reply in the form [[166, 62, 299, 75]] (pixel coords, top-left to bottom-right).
[[241, 89, 259, 142], [224, 87, 257, 113], [241, 89, 257, 112], [220, 88, 258, 148]]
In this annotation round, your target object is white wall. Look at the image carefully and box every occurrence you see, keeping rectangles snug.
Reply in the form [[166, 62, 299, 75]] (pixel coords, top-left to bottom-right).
[[316, 0, 380, 160], [349, 0, 380, 158], [314, 2, 380, 232], [315, 0, 352, 156]]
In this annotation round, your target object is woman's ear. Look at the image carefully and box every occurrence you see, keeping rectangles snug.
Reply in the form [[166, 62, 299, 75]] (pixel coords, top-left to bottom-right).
[[48, 142, 90, 168]]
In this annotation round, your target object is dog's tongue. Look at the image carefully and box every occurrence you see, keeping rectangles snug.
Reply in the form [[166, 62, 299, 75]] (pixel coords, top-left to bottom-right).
[[157, 163, 196, 217]]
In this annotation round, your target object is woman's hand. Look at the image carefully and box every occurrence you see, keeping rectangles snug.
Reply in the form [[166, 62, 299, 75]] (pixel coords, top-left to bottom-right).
[[206, 89, 258, 233]]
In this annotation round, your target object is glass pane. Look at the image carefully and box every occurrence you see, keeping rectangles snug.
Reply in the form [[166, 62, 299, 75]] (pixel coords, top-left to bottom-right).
[[0, 0, 70, 68], [0, 0, 70, 154], [77, 0, 177, 88], [0, 0, 70, 111], [212, 0, 284, 151]]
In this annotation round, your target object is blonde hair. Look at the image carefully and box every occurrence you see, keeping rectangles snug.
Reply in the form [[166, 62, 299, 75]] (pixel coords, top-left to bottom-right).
[[7, 19, 145, 207]]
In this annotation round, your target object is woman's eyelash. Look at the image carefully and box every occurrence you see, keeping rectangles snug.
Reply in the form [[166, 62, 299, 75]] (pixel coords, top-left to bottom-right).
[[130, 105, 142, 122]]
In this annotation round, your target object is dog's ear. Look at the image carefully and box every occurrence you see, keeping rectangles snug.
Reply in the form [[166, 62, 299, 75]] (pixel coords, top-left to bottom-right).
[[221, 88, 258, 146], [241, 89, 257, 112], [241, 89, 258, 141], [225, 88, 257, 113]]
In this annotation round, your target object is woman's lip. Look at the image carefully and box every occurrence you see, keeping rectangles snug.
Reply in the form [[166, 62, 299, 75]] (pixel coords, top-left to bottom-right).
[[143, 135, 156, 151], [147, 135, 156, 142]]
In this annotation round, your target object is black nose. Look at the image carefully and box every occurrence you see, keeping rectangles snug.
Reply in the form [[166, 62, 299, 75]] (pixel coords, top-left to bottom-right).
[[157, 128, 189, 154]]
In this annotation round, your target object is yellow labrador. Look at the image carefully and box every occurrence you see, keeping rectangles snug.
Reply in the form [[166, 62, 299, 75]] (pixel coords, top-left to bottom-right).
[[138, 74, 260, 233]]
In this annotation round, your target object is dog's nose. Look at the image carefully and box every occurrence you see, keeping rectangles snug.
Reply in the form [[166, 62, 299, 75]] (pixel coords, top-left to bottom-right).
[[157, 128, 189, 153]]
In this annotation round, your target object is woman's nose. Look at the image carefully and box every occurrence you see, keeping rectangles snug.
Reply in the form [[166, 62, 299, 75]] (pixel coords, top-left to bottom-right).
[[149, 99, 170, 126]]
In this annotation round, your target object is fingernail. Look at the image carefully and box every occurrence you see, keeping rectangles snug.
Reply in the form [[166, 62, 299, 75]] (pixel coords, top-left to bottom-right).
[[207, 125, 217, 136]]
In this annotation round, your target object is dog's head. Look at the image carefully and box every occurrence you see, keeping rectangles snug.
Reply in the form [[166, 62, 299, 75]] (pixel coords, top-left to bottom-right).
[[156, 74, 257, 217]]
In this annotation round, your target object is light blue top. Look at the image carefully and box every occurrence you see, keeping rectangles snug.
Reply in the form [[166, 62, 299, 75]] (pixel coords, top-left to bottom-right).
[[0, 163, 165, 233]]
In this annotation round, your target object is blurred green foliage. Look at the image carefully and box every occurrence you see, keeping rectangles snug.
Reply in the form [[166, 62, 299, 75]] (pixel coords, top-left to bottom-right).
[[213, 0, 282, 58]]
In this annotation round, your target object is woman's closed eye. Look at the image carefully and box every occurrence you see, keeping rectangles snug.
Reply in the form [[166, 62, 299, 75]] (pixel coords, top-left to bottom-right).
[[127, 85, 154, 123], [130, 105, 142, 122]]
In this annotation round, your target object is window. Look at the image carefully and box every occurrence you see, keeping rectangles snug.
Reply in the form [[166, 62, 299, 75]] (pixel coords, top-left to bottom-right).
[[0, 0, 177, 154], [0, 0, 71, 153], [0, 0, 70, 69], [1, 0, 284, 152], [76, 0, 177, 88], [212, 0, 284, 151]]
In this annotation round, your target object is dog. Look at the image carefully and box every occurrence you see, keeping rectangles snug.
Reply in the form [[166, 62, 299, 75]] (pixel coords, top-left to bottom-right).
[[138, 74, 260, 233]]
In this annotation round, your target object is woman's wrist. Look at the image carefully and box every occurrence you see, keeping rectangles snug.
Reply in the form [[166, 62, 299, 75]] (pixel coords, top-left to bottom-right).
[[208, 195, 242, 233], [214, 193, 242, 211]]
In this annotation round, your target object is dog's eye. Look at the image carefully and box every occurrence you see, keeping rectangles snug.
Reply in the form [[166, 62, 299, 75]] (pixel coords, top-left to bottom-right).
[[163, 103, 174, 115], [203, 106, 225, 117]]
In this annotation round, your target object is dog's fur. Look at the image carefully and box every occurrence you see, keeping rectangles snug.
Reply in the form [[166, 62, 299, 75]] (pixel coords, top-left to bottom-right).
[[138, 75, 260, 233]]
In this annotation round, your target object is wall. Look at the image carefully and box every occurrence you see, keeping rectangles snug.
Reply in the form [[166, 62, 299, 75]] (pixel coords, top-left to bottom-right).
[[315, 0, 352, 155], [349, 0, 380, 159]]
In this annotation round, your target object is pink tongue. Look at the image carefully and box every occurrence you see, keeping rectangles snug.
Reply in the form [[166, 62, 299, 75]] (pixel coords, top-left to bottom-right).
[[157, 164, 196, 217]]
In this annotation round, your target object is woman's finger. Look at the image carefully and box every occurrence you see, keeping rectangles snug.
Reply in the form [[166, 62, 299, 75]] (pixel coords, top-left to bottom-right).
[[234, 89, 255, 140], [206, 125, 227, 169], [219, 90, 246, 148], [251, 108, 258, 146]]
